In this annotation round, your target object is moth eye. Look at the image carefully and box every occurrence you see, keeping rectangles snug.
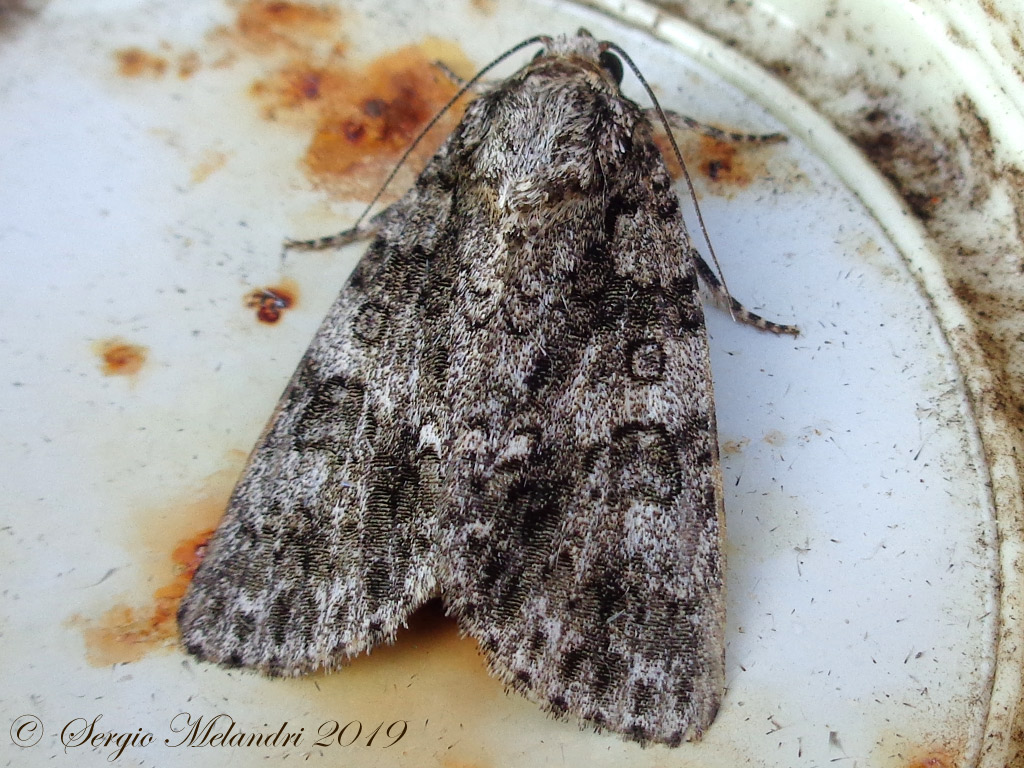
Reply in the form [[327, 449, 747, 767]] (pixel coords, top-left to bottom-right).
[[598, 50, 624, 84]]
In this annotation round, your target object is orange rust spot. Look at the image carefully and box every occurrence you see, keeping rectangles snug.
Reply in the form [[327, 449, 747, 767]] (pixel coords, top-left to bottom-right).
[[69, 465, 241, 666], [721, 438, 750, 455], [117, 2, 471, 204], [190, 149, 229, 183], [442, 760, 491, 768], [470, 0, 498, 14], [250, 40, 471, 200], [903, 750, 957, 768], [70, 529, 215, 666], [180, 532, 213, 581], [115, 47, 168, 78], [653, 132, 685, 180], [176, 50, 201, 79], [250, 60, 339, 111], [699, 137, 744, 184], [94, 338, 148, 377], [233, 0, 341, 52], [322, 598, 494, 696], [301, 59, 448, 178], [304, 597, 498, 726], [244, 278, 299, 323], [654, 132, 780, 194]]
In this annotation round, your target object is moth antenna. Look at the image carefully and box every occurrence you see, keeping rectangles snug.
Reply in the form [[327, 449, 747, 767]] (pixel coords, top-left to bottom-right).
[[604, 41, 736, 320], [350, 35, 548, 231]]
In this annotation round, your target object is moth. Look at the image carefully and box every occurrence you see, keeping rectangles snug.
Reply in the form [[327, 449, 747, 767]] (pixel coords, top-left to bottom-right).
[[178, 28, 796, 746]]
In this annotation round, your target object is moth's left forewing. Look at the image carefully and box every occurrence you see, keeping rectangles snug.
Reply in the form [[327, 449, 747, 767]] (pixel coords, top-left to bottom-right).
[[436, 58, 725, 745]]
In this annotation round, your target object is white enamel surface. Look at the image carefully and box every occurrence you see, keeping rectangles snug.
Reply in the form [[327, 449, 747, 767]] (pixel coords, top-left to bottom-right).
[[0, 0, 1002, 766]]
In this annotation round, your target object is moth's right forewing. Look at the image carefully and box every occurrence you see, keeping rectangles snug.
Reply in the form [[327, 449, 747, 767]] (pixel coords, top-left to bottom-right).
[[432, 62, 726, 744]]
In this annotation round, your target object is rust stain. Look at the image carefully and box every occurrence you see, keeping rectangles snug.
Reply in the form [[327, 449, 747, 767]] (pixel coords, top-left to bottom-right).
[[721, 438, 750, 455], [653, 132, 778, 193], [250, 40, 471, 200], [469, 0, 498, 15], [112, 1, 472, 203], [689, 134, 771, 189], [874, 732, 965, 768], [309, 596, 501, 725], [190, 149, 230, 183], [94, 338, 148, 377], [653, 132, 685, 180], [115, 1, 348, 87], [902, 749, 957, 768], [300, 50, 459, 193], [698, 137, 744, 185], [69, 465, 241, 666], [232, 0, 341, 53], [176, 50, 201, 79], [115, 47, 168, 78], [244, 278, 300, 323], [69, 529, 214, 666], [316, 598, 487, 682]]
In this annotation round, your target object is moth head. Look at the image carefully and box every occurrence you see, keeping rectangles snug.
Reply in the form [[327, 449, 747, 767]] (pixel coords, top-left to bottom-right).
[[533, 29, 625, 87]]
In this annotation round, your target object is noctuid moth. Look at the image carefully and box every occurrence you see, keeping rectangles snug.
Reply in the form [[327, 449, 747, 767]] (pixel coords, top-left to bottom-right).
[[178, 28, 797, 746]]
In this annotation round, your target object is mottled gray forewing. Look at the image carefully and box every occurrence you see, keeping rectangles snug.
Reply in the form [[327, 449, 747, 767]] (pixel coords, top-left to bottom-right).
[[177, 175, 457, 673], [435, 86, 725, 744]]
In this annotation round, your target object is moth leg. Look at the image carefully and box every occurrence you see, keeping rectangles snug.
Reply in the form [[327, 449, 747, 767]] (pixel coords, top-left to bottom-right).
[[647, 107, 786, 145], [433, 61, 491, 93], [283, 208, 393, 252], [691, 247, 799, 335]]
